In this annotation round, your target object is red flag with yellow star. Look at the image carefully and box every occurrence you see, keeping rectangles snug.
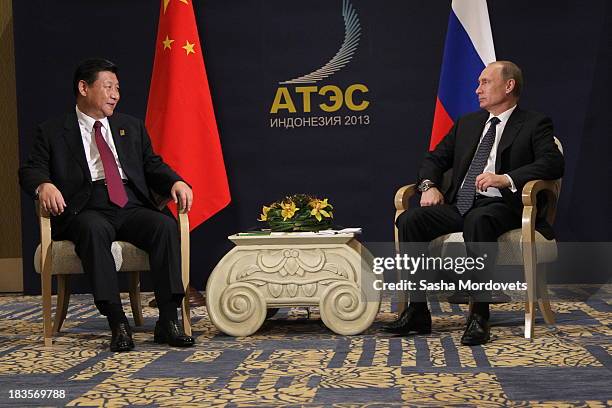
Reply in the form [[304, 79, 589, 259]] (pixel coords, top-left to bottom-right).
[[146, 0, 230, 230]]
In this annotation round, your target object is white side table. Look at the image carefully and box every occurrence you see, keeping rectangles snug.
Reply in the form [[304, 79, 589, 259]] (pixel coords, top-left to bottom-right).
[[206, 233, 380, 336]]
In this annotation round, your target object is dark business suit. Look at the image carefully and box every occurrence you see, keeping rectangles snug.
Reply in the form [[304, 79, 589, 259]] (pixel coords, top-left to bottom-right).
[[396, 107, 564, 297], [19, 111, 185, 307]]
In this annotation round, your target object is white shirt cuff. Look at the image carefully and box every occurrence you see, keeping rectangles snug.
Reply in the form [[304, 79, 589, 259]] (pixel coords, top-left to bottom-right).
[[504, 174, 517, 192]]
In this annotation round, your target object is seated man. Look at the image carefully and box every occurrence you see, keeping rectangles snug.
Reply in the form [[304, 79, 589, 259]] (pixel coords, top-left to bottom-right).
[[19, 58, 195, 352], [384, 61, 564, 345]]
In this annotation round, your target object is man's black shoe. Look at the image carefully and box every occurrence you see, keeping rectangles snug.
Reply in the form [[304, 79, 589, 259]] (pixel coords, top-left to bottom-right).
[[460, 313, 490, 346], [110, 322, 135, 352], [154, 320, 195, 347], [382, 307, 432, 335], [383, 307, 412, 330]]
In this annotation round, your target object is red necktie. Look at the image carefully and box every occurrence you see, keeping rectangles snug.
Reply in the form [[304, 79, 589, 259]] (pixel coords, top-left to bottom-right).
[[93, 121, 128, 207]]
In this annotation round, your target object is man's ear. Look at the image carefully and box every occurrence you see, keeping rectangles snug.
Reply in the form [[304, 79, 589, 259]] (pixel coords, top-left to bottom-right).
[[77, 80, 88, 97], [506, 79, 515, 95]]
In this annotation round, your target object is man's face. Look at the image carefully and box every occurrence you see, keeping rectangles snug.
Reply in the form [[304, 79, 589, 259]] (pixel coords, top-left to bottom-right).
[[475, 64, 512, 113], [78, 70, 120, 119]]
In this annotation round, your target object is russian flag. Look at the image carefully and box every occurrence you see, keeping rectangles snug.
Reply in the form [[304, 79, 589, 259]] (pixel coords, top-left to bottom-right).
[[429, 0, 496, 150]]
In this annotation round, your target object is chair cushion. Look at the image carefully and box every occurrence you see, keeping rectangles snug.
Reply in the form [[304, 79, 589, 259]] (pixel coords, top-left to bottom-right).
[[428, 229, 558, 265], [34, 240, 150, 275]]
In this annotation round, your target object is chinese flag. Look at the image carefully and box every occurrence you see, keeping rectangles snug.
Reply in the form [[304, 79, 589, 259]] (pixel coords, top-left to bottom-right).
[[146, 0, 230, 230]]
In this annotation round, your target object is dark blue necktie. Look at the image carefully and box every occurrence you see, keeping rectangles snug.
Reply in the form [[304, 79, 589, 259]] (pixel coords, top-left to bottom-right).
[[455, 116, 501, 216]]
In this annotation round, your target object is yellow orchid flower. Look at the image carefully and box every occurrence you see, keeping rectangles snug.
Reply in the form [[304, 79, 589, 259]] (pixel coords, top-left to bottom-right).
[[309, 198, 332, 222], [258, 205, 271, 221], [280, 201, 299, 220]]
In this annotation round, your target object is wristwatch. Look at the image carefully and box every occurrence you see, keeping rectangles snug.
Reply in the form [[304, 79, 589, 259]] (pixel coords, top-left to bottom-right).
[[417, 179, 436, 193]]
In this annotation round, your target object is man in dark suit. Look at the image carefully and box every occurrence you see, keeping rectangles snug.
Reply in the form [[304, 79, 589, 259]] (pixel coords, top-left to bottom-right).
[[384, 61, 564, 345], [19, 58, 195, 351]]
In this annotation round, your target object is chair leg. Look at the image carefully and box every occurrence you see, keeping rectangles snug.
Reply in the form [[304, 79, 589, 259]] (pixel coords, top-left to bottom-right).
[[523, 241, 537, 340], [40, 247, 53, 347], [128, 271, 144, 327], [537, 265, 555, 325], [396, 289, 408, 316], [525, 300, 535, 338], [395, 256, 408, 315], [53, 275, 71, 333], [181, 294, 192, 336]]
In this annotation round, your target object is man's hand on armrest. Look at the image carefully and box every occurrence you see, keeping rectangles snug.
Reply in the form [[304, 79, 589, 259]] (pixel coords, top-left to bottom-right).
[[170, 181, 193, 214], [420, 187, 444, 207], [37, 183, 66, 216]]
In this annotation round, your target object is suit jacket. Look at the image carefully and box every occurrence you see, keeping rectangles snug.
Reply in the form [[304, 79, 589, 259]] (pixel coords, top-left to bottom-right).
[[418, 107, 565, 239], [19, 111, 183, 237]]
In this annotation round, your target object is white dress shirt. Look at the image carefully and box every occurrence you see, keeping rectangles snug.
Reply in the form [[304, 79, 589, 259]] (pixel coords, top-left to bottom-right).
[[461, 105, 518, 197], [75, 105, 127, 181]]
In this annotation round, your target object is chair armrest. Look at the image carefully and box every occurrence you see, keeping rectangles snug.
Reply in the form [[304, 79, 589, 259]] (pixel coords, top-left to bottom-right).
[[35, 199, 52, 251], [178, 212, 189, 237], [394, 184, 417, 212], [521, 179, 560, 227], [393, 184, 417, 251], [36, 198, 53, 275], [177, 212, 190, 286], [35, 199, 51, 219], [177, 211, 191, 335], [36, 199, 54, 345], [521, 179, 560, 242]]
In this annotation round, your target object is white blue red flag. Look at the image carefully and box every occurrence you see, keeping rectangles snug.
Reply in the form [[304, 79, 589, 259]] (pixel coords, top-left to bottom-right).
[[429, 0, 496, 150]]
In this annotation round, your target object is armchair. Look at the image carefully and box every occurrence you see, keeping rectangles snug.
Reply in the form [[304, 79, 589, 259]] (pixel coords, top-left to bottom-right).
[[34, 202, 192, 346], [393, 138, 563, 339]]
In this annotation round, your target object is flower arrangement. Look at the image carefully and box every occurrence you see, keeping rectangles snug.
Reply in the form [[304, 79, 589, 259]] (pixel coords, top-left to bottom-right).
[[258, 194, 334, 232]]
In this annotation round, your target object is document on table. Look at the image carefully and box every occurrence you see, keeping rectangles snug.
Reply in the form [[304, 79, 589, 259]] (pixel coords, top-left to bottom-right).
[[317, 228, 362, 235], [267, 228, 362, 237]]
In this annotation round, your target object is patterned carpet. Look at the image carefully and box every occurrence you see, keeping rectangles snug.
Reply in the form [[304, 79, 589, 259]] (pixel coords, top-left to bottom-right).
[[0, 285, 610, 407]]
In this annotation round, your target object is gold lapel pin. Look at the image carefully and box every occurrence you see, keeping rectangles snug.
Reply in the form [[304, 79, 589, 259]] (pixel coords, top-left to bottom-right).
[[119, 129, 126, 136]]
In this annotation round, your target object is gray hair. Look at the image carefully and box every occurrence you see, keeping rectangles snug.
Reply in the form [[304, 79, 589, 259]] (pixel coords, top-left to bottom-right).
[[494, 61, 523, 98]]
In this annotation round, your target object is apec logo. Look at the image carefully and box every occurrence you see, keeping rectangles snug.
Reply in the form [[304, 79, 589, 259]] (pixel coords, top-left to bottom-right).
[[270, 0, 371, 129]]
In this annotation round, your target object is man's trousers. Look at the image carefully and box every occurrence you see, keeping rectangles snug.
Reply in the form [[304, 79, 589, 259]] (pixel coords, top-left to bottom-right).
[[395, 196, 521, 302], [58, 182, 184, 314]]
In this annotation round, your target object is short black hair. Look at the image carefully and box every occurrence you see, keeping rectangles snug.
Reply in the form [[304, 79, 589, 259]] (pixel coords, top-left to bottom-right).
[[73, 58, 118, 97]]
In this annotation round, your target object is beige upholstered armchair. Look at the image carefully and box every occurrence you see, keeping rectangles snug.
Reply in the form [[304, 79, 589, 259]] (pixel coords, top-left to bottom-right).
[[34, 202, 192, 346], [393, 138, 563, 339]]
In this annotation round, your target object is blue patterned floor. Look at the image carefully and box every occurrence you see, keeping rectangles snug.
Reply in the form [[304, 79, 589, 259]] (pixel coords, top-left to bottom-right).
[[0, 285, 610, 407]]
